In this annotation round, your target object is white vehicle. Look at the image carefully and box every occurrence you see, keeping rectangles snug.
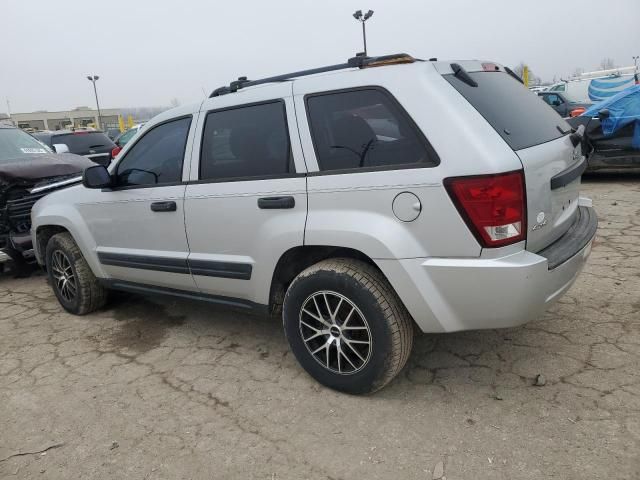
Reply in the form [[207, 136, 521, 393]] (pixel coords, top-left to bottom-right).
[[31, 54, 597, 394], [548, 66, 638, 103]]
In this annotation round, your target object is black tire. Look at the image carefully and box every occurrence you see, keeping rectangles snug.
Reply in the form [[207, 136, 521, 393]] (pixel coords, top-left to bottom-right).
[[45, 232, 107, 315], [283, 258, 413, 394]]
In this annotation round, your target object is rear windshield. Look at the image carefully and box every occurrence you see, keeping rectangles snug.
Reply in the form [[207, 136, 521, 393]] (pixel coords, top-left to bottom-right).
[[52, 132, 115, 153], [444, 71, 571, 151]]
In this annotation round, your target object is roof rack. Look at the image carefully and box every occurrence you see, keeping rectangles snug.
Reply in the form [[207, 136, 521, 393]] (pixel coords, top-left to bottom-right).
[[209, 53, 418, 97]]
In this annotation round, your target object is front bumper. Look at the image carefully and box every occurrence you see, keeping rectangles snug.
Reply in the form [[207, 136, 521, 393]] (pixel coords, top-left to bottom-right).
[[378, 206, 597, 333]]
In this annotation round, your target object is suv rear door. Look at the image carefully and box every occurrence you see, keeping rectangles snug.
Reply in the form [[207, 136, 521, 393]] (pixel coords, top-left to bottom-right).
[[443, 65, 583, 252], [183, 83, 307, 306]]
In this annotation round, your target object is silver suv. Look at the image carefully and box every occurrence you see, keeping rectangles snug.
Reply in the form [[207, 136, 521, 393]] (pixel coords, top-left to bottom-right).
[[31, 54, 597, 394]]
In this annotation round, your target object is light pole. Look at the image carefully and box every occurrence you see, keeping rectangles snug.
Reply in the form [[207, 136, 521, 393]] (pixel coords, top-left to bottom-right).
[[633, 56, 639, 71], [353, 10, 374, 56], [86, 75, 102, 129]]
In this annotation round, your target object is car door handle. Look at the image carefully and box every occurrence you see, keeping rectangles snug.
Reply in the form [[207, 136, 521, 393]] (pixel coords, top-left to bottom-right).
[[257, 196, 295, 209], [150, 201, 177, 212]]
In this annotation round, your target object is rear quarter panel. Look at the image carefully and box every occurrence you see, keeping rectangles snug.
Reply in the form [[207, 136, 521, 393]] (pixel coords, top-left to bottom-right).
[[293, 62, 524, 259]]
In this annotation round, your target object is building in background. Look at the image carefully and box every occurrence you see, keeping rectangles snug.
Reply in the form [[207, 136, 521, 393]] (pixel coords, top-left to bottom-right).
[[9, 107, 121, 131]]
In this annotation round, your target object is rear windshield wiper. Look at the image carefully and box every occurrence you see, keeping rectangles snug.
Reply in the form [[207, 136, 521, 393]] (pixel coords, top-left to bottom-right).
[[504, 66, 524, 84], [450, 63, 478, 87]]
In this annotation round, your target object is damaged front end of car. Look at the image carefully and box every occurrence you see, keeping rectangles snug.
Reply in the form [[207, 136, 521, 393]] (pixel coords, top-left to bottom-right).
[[0, 153, 95, 264]]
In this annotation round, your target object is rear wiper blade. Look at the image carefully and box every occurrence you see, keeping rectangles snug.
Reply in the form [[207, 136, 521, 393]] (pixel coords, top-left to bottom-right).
[[450, 63, 478, 87], [504, 66, 524, 84]]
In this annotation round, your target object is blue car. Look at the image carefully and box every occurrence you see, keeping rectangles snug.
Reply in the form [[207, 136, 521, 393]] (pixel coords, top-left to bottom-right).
[[567, 84, 640, 171]]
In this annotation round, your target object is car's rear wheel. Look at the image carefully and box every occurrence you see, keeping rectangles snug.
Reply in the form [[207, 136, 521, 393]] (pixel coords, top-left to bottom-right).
[[45, 232, 107, 315], [283, 258, 413, 394]]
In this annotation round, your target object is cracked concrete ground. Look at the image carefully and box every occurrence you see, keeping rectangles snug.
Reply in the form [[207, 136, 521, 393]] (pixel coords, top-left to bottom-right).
[[1, 174, 639, 479]]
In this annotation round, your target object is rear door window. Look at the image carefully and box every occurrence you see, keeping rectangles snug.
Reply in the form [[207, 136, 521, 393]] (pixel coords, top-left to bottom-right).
[[444, 72, 571, 150], [305, 88, 438, 172], [199, 101, 292, 181]]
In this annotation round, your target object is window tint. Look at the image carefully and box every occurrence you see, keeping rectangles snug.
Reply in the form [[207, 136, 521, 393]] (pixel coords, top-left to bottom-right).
[[200, 102, 292, 181], [116, 117, 191, 187], [445, 72, 571, 151], [306, 89, 437, 172]]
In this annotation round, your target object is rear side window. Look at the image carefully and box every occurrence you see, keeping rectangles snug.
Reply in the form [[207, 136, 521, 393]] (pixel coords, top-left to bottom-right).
[[51, 132, 115, 153], [116, 117, 191, 187], [444, 72, 571, 150], [305, 88, 438, 172], [200, 101, 292, 181]]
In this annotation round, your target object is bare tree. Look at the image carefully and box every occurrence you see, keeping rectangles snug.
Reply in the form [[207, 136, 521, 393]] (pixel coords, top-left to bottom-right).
[[599, 57, 616, 70], [512, 62, 542, 85], [572, 67, 584, 77]]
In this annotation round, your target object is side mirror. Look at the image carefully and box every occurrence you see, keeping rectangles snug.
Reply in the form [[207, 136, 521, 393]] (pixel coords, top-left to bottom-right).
[[598, 109, 611, 120], [83, 165, 113, 189], [52, 143, 70, 154]]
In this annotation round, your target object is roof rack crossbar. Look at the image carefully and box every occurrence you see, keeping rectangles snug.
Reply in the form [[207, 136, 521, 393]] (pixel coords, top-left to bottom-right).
[[209, 53, 416, 97]]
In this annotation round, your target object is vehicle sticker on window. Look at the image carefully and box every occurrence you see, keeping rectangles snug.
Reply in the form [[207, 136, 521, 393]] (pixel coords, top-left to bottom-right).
[[20, 147, 47, 154]]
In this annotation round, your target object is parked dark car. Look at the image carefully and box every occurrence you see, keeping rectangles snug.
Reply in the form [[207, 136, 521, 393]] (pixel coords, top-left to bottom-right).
[[0, 125, 94, 268], [33, 130, 116, 166], [567, 85, 640, 171], [538, 91, 591, 118]]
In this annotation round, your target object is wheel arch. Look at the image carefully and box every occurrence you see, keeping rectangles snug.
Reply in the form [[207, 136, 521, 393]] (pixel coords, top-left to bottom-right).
[[269, 245, 391, 315]]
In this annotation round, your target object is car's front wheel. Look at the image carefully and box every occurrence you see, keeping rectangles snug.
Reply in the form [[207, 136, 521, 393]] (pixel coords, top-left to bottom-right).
[[45, 232, 107, 315], [283, 258, 414, 394]]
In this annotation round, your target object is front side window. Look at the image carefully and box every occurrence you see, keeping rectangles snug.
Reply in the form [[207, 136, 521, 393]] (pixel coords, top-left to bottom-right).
[[305, 88, 437, 172], [116, 117, 191, 187], [200, 101, 292, 181]]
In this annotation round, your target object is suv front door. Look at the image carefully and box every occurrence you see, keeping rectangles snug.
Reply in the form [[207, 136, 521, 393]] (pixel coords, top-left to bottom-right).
[[76, 113, 198, 291], [184, 83, 307, 307]]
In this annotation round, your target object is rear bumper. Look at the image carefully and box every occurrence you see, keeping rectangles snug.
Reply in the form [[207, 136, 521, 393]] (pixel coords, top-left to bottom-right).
[[378, 206, 597, 333]]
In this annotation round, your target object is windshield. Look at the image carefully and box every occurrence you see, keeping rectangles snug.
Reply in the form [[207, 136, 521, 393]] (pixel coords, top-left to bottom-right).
[[0, 128, 52, 163], [444, 71, 571, 150]]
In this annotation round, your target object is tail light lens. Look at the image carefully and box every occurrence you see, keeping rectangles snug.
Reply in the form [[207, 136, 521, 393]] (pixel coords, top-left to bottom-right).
[[570, 107, 586, 117], [444, 170, 527, 248], [111, 146, 122, 158]]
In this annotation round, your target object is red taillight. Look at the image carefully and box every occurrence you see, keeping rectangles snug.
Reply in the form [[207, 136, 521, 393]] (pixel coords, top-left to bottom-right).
[[111, 146, 122, 158], [570, 107, 586, 117], [444, 170, 527, 248]]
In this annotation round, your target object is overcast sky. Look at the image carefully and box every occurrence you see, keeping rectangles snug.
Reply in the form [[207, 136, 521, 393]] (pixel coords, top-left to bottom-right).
[[4, 0, 639, 113]]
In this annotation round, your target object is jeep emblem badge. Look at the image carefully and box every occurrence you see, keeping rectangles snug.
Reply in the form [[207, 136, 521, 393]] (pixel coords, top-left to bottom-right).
[[533, 211, 547, 231]]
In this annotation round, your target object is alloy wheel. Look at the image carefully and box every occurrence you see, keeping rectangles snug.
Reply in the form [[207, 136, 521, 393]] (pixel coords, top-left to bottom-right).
[[299, 290, 372, 375], [51, 250, 77, 302]]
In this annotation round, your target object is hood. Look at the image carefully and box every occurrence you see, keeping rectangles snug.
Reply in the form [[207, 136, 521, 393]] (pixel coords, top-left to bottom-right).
[[0, 153, 95, 184]]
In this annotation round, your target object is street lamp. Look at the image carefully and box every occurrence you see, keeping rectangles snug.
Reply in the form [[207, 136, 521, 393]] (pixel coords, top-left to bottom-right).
[[86, 75, 103, 129], [353, 9, 374, 56]]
